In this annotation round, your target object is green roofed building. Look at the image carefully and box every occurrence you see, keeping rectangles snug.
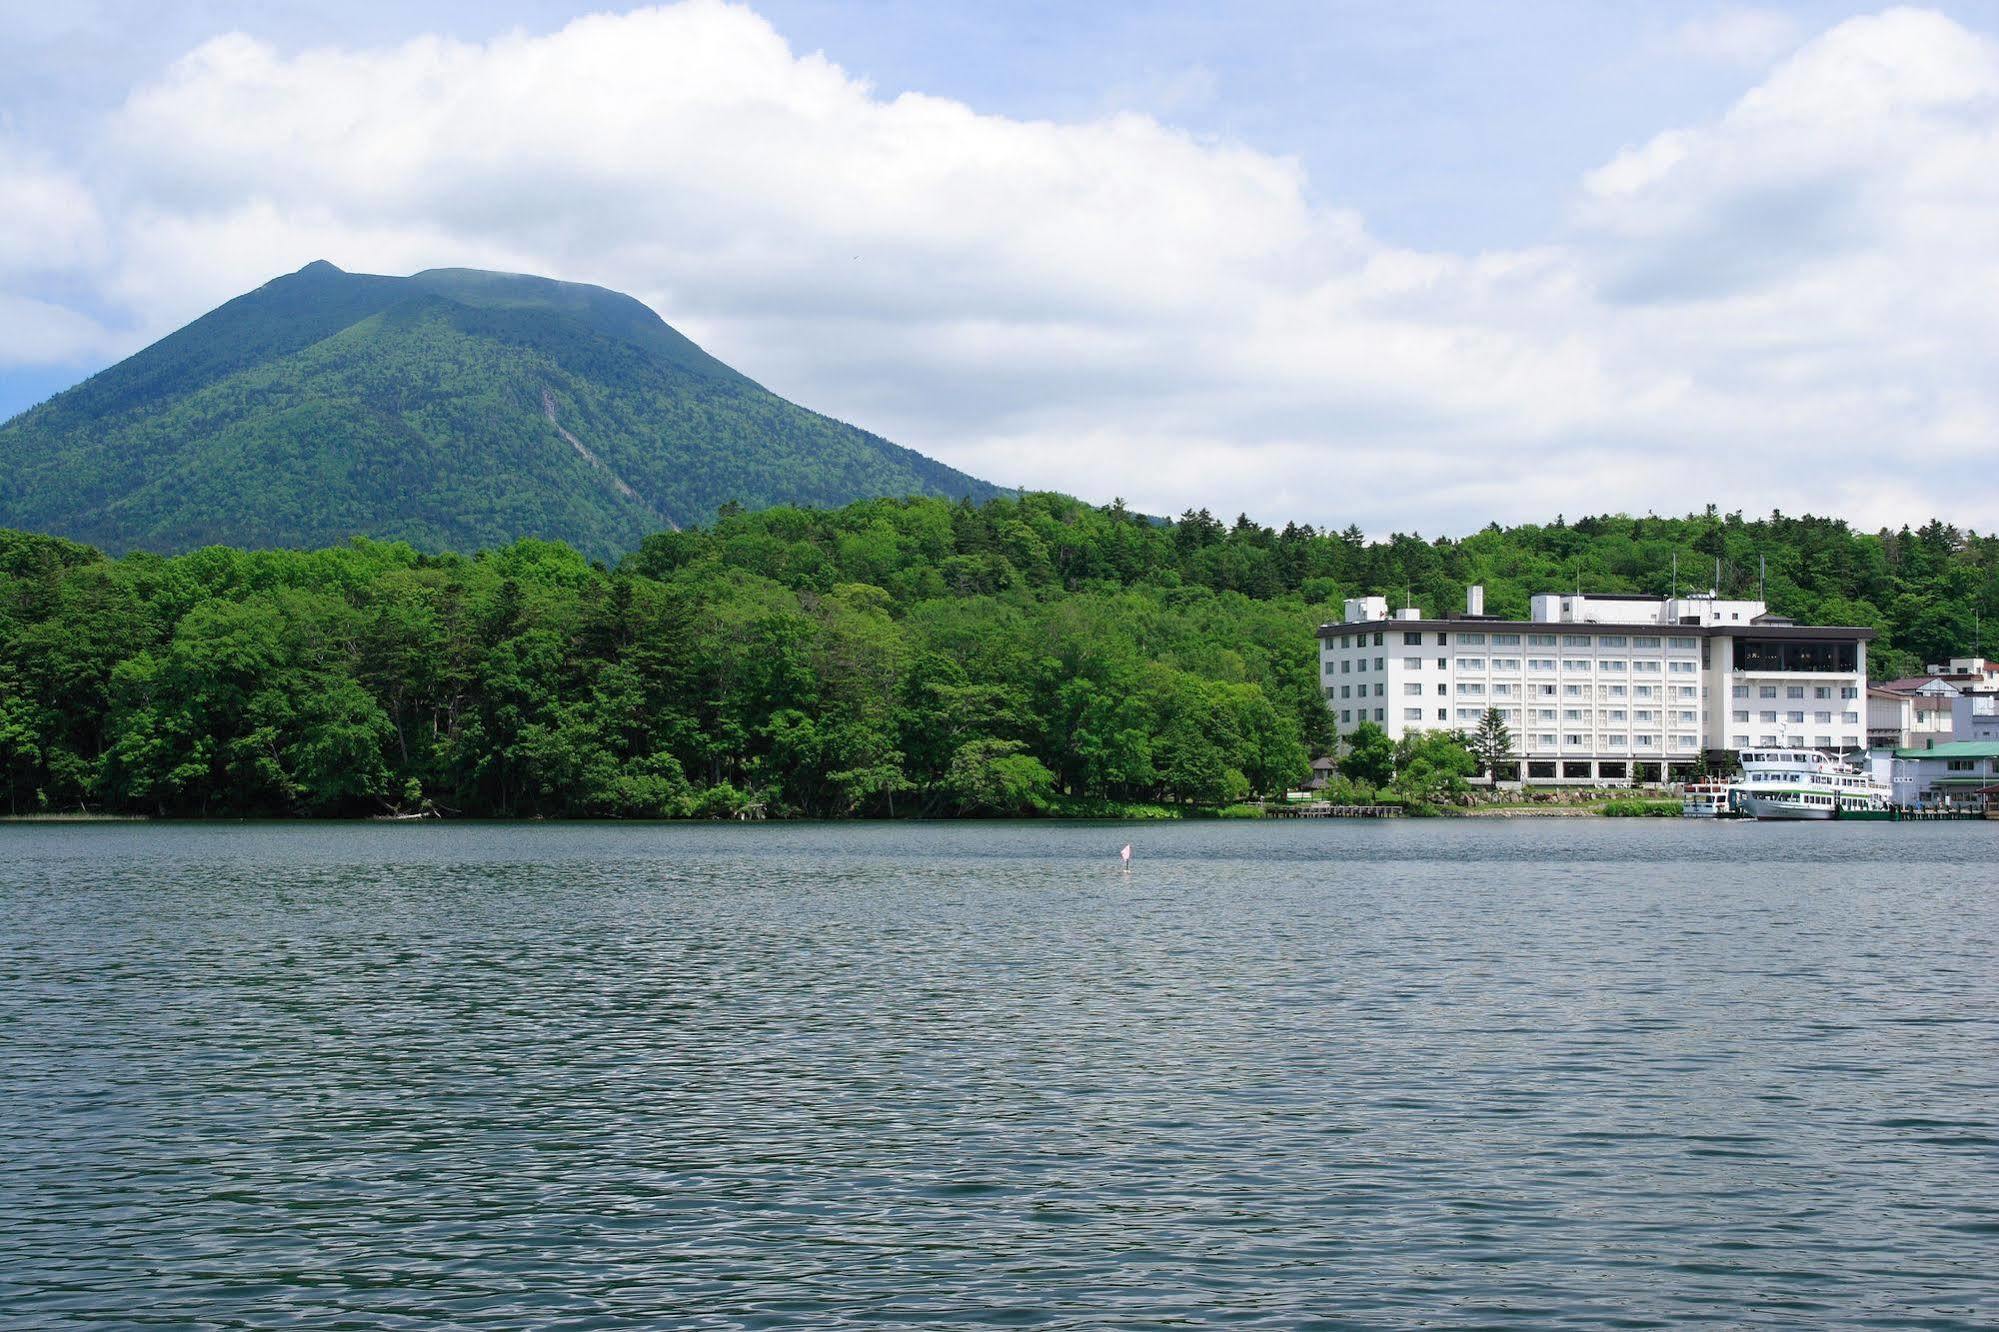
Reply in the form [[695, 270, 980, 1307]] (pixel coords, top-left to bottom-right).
[[1886, 740, 1999, 807]]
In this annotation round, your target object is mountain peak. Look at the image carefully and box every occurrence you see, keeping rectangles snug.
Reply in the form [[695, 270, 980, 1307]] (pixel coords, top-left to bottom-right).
[[0, 264, 999, 559]]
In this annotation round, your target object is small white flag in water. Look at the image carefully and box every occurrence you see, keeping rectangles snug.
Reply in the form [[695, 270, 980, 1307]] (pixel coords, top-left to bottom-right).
[[1120, 844, 1132, 867]]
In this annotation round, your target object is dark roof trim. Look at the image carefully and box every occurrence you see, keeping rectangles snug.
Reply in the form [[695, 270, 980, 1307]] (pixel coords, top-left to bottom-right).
[[1318, 619, 1877, 642]]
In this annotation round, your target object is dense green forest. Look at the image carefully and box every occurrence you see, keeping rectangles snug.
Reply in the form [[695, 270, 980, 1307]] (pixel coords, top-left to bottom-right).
[[0, 494, 1991, 817], [0, 262, 998, 560]]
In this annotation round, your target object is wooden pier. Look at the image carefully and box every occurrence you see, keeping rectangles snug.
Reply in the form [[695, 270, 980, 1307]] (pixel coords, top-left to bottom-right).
[[1266, 802, 1402, 818]]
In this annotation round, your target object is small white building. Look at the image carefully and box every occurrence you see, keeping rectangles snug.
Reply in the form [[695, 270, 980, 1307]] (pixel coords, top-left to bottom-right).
[[1320, 585, 1872, 784], [1867, 679, 1956, 750], [1951, 687, 1999, 745]]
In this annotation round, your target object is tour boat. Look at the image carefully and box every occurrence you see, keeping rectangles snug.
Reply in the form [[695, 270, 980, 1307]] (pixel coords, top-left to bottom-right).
[[1730, 747, 1893, 821], [1680, 780, 1737, 818]]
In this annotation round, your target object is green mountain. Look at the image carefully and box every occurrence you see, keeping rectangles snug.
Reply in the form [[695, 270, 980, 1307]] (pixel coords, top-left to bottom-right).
[[0, 261, 1001, 559]]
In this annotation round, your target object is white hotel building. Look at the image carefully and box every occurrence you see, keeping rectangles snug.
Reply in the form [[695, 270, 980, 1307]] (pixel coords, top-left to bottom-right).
[[1320, 588, 1872, 782]]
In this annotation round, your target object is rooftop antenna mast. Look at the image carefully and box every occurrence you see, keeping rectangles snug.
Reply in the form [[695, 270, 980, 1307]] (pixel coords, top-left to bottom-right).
[[1759, 553, 1767, 605], [1672, 551, 1679, 601]]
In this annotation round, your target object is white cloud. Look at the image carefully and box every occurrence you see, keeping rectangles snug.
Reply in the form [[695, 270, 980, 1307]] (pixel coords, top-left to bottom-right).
[[0, 146, 105, 276], [4, 2, 1999, 535]]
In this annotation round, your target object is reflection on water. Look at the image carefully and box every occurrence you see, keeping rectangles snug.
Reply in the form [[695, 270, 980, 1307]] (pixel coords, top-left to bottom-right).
[[2, 820, 1995, 1327]]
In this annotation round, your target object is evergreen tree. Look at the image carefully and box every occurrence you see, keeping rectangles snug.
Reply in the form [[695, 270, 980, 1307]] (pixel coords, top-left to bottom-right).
[[1469, 707, 1514, 780]]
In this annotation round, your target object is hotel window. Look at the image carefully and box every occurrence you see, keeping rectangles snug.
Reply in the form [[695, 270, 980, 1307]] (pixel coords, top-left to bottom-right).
[[1676, 736, 1698, 749], [1607, 709, 1628, 722], [1786, 686, 1804, 699], [1635, 661, 1662, 673], [1437, 709, 1448, 721], [1787, 710, 1805, 723], [1676, 710, 1697, 723], [1565, 735, 1586, 747], [1760, 711, 1777, 722], [1816, 735, 1833, 747], [1404, 683, 1423, 696], [1563, 684, 1585, 697], [1457, 708, 1482, 722], [1605, 685, 1627, 698], [1341, 711, 1352, 723], [1492, 633, 1521, 646], [1634, 636, 1661, 649], [1601, 660, 1627, 673], [1437, 683, 1448, 695], [1536, 733, 1557, 747], [1842, 711, 1859, 724], [1564, 659, 1590, 672], [1815, 711, 1832, 724], [1371, 683, 1382, 697], [1373, 633, 1384, 646], [1669, 661, 1695, 674], [1733, 710, 1750, 722], [1607, 735, 1627, 747], [1459, 633, 1486, 645], [1814, 686, 1831, 699], [1458, 658, 1487, 671], [1404, 631, 1423, 645], [1840, 686, 1858, 699], [1492, 684, 1517, 698], [1437, 658, 1448, 670], [1667, 636, 1695, 649], [1674, 686, 1698, 699], [1492, 658, 1520, 671], [1535, 684, 1557, 697], [1374, 707, 1384, 721], [1563, 709, 1585, 722], [1528, 634, 1557, 646], [1376, 657, 1385, 670], [1529, 658, 1556, 671], [1403, 656, 1423, 668], [1734, 735, 1751, 748], [1457, 683, 1486, 696], [1436, 633, 1448, 645], [1563, 635, 1591, 647], [1341, 660, 1351, 674], [1604, 635, 1632, 648], [1759, 686, 1778, 698], [1733, 685, 1749, 698], [1635, 686, 1657, 699], [1637, 735, 1658, 748], [1535, 709, 1557, 721], [1355, 658, 1366, 673], [1404, 708, 1423, 721]]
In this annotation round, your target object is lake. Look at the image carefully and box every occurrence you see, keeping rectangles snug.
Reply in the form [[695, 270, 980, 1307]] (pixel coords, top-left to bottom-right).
[[2, 820, 1995, 1328]]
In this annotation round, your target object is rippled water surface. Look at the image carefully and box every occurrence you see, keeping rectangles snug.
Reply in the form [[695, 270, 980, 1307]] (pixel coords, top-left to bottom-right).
[[2, 820, 1996, 1328]]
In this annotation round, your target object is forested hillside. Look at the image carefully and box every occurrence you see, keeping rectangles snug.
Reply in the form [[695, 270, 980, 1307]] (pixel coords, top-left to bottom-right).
[[0, 262, 999, 560], [0, 496, 1989, 817]]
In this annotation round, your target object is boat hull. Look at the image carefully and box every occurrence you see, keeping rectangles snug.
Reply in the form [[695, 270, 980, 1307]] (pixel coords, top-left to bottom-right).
[[1743, 795, 1837, 820]]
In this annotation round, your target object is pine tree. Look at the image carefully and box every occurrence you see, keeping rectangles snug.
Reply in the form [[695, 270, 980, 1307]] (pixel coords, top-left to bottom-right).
[[1470, 707, 1514, 780]]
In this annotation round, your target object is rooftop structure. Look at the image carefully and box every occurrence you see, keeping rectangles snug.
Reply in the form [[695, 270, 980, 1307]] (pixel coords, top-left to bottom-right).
[[1320, 585, 1873, 784]]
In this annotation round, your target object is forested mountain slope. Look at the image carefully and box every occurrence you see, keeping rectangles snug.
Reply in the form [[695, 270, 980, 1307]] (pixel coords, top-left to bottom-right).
[[0, 262, 999, 559]]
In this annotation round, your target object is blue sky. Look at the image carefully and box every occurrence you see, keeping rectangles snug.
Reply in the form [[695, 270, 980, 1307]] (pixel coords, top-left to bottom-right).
[[7, 2, 1999, 531]]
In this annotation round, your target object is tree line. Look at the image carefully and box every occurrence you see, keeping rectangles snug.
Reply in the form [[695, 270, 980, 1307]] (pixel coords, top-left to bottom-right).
[[0, 494, 1992, 817]]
